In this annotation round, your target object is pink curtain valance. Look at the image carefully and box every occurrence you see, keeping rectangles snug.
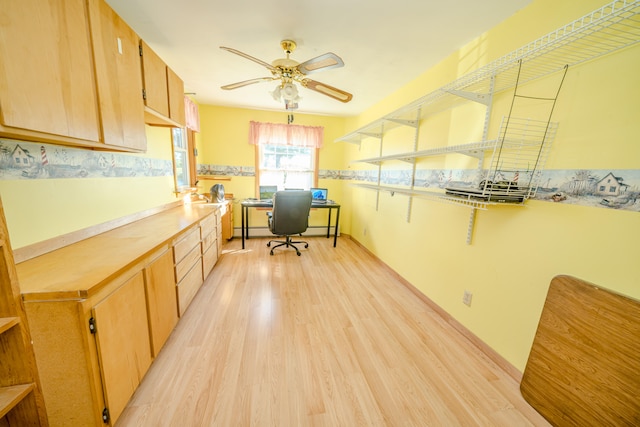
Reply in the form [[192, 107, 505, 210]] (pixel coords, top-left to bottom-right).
[[185, 96, 200, 132], [248, 121, 324, 148]]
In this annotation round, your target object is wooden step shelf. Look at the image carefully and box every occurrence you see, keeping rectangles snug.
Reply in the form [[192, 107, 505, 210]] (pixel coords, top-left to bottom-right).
[[0, 383, 36, 419], [0, 317, 20, 335]]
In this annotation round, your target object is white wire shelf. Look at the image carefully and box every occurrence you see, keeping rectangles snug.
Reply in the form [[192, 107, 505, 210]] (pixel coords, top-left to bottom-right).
[[337, 0, 640, 145], [350, 183, 531, 209]]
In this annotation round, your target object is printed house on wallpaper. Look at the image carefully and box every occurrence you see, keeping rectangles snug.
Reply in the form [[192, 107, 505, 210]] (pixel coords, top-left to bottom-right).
[[10, 144, 34, 167], [596, 172, 628, 196]]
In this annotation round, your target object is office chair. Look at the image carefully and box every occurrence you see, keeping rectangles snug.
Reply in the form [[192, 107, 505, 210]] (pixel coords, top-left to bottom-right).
[[267, 190, 312, 256]]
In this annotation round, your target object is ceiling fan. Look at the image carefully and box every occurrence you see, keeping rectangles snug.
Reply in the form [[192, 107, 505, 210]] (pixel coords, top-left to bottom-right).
[[220, 40, 353, 109]]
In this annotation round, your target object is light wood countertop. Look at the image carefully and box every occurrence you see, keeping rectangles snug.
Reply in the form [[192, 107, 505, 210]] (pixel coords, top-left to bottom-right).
[[16, 204, 219, 302]]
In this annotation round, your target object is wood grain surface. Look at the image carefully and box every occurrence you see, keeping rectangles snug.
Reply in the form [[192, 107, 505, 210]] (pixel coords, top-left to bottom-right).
[[116, 236, 548, 426], [521, 275, 640, 426]]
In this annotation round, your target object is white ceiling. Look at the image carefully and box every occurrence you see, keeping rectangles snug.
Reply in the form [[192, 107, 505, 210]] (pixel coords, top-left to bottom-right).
[[106, 0, 531, 117]]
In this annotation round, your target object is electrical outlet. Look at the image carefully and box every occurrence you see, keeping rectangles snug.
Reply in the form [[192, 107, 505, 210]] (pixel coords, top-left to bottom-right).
[[462, 290, 473, 306]]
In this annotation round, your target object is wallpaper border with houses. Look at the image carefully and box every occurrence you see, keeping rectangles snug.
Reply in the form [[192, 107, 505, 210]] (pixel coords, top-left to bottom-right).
[[0, 139, 173, 179], [198, 164, 640, 212], [1, 139, 638, 213]]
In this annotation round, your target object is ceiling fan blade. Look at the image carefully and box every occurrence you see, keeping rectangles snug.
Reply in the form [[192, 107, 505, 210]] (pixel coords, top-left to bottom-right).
[[297, 52, 344, 75], [303, 79, 353, 103], [221, 77, 276, 90], [220, 46, 277, 72]]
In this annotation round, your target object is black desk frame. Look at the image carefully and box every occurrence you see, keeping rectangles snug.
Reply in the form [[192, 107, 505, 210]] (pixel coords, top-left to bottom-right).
[[241, 200, 340, 249]]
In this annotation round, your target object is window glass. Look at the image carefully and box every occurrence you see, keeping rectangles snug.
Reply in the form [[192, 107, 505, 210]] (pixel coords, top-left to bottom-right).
[[257, 144, 316, 191], [172, 127, 190, 190]]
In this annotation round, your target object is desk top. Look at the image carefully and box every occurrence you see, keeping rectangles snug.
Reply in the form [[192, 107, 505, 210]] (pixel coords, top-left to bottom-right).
[[242, 199, 340, 208]]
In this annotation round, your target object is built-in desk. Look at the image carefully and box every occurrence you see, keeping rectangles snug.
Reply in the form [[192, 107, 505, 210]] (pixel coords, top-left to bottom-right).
[[241, 199, 340, 249]]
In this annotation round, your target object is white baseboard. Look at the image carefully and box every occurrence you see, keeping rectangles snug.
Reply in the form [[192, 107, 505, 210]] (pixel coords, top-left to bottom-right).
[[233, 226, 339, 238]]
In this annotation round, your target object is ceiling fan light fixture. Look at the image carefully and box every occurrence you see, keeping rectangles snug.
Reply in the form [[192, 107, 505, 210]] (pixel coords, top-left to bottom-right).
[[281, 83, 299, 101], [270, 85, 282, 101], [271, 82, 300, 109]]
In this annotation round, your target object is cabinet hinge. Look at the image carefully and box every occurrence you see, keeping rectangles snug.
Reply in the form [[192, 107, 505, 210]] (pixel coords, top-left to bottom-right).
[[89, 317, 97, 334], [142, 88, 147, 101], [102, 407, 110, 424], [139, 44, 143, 56]]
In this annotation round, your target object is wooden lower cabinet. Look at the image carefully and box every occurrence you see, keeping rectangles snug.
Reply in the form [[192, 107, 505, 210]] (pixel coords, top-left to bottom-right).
[[176, 260, 203, 316], [221, 198, 234, 241], [143, 249, 178, 357], [24, 268, 152, 426], [17, 207, 222, 425], [173, 226, 203, 316], [92, 272, 151, 424]]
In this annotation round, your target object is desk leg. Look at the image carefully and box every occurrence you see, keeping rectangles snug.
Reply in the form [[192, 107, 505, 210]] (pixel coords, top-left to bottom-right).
[[333, 206, 340, 247], [241, 205, 246, 249], [246, 207, 250, 240], [326, 209, 332, 238]]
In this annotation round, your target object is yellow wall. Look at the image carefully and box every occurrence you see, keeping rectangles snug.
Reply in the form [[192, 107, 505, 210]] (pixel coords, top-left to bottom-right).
[[0, 126, 177, 249], [194, 105, 351, 233], [344, 0, 640, 371]]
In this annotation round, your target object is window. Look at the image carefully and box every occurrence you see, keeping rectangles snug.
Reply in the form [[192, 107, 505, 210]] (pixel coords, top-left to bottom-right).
[[171, 96, 200, 193], [249, 121, 323, 195], [257, 144, 317, 191], [172, 127, 190, 190]]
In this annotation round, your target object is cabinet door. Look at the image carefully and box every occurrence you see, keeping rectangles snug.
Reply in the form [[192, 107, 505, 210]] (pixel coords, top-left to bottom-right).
[[167, 67, 185, 126], [0, 0, 99, 142], [140, 40, 169, 117], [144, 249, 178, 357], [87, 0, 147, 151], [93, 272, 151, 425], [222, 203, 233, 241]]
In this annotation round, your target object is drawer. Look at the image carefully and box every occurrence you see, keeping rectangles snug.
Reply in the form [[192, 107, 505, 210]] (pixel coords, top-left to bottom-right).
[[202, 243, 218, 278], [200, 214, 216, 237], [173, 226, 200, 263], [175, 243, 201, 283], [177, 259, 203, 316], [201, 230, 215, 252]]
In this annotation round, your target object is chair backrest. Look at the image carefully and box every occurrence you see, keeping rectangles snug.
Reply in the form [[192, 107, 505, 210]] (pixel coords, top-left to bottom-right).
[[269, 190, 312, 236]]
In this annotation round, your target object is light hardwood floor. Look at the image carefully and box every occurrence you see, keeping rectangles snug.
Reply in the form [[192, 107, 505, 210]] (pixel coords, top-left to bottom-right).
[[116, 236, 549, 426]]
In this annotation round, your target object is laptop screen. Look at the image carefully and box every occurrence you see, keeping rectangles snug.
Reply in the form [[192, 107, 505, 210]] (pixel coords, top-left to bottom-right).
[[259, 185, 277, 200], [310, 188, 328, 201]]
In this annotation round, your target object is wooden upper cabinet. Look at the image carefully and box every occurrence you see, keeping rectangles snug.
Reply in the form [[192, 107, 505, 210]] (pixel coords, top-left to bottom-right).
[[87, 0, 147, 152], [0, 0, 148, 152], [0, 0, 100, 144], [140, 40, 169, 118], [140, 40, 185, 127], [167, 67, 186, 126]]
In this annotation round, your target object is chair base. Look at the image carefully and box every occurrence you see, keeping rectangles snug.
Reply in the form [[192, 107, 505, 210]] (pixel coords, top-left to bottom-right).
[[267, 235, 309, 256]]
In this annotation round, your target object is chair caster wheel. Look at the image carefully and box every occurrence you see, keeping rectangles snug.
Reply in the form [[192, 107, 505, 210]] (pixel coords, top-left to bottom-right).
[[304, 243, 309, 248], [296, 252, 301, 256], [267, 242, 271, 247]]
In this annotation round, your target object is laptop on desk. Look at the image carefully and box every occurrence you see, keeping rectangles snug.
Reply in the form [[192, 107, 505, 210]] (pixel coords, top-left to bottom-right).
[[259, 185, 277, 202], [310, 187, 328, 204]]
